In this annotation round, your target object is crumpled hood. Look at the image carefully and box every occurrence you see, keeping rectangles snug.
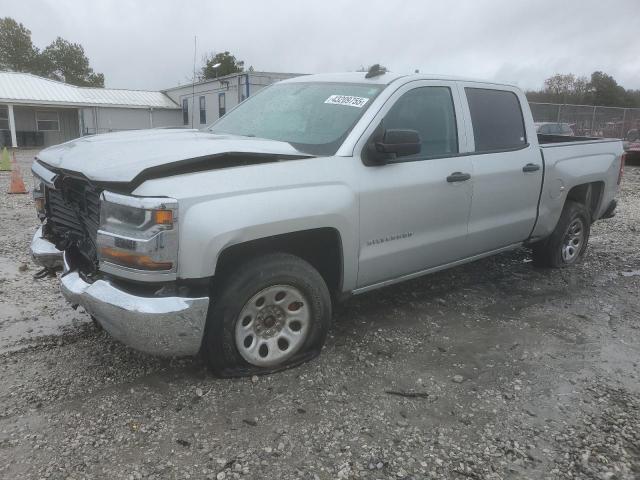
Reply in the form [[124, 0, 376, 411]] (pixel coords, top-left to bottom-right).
[[37, 129, 310, 183]]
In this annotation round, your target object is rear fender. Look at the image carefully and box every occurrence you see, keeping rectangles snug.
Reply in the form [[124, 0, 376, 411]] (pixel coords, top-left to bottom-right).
[[532, 144, 621, 238]]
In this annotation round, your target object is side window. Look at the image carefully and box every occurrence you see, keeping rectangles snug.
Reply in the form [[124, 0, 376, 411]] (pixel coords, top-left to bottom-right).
[[0, 106, 8, 130], [383, 86, 458, 159], [218, 93, 226, 117], [465, 88, 526, 152], [36, 111, 60, 131], [182, 98, 189, 126], [199, 96, 206, 124]]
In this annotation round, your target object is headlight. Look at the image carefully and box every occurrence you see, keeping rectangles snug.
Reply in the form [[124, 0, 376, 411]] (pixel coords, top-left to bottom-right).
[[97, 191, 178, 278], [100, 200, 174, 239]]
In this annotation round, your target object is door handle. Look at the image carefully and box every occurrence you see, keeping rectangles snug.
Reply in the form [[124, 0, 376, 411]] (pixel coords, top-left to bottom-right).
[[522, 163, 541, 172], [446, 172, 471, 183]]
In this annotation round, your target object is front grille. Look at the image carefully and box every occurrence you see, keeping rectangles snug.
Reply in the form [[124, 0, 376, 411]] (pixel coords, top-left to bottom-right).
[[44, 176, 101, 269]]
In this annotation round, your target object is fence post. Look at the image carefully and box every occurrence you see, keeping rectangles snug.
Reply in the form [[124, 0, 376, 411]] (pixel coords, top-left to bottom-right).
[[557, 104, 562, 123], [620, 108, 627, 139], [591, 106, 597, 136]]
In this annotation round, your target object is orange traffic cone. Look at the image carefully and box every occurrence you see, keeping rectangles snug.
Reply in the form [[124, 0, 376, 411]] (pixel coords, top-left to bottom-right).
[[8, 151, 27, 194]]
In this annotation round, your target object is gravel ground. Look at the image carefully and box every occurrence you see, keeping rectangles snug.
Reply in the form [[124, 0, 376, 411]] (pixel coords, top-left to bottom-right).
[[0, 149, 639, 479]]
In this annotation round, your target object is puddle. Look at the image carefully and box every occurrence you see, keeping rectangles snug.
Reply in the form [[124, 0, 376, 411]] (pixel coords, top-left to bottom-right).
[[0, 257, 21, 280], [0, 308, 90, 354], [620, 270, 640, 277]]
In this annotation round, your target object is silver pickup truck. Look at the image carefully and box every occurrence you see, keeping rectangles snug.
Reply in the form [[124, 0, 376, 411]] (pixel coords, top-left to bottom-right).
[[30, 71, 625, 376]]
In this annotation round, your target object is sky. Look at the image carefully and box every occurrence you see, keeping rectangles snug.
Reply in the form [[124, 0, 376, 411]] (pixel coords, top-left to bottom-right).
[[1, 0, 639, 92]]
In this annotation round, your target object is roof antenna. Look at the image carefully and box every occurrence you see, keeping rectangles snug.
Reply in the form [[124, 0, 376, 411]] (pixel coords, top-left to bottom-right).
[[365, 64, 387, 79]]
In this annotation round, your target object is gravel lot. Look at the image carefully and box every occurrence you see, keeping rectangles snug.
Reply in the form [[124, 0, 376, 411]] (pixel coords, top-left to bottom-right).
[[0, 149, 639, 479]]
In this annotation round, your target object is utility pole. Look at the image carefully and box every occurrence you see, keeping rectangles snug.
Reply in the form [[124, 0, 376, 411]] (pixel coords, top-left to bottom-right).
[[191, 36, 197, 129]]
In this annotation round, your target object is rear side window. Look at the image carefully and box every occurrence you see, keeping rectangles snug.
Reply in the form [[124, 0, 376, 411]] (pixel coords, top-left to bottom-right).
[[465, 88, 526, 152]]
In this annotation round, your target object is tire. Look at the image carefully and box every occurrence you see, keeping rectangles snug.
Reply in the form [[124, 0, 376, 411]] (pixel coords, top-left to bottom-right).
[[202, 253, 332, 377], [91, 315, 103, 331], [532, 200, 591, 268]]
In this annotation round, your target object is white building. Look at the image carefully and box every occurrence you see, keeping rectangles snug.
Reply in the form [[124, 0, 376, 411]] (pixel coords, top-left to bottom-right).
[[0, 70, 304, 149], [0, 71, 181, 148], [162, 71, 302, 129]]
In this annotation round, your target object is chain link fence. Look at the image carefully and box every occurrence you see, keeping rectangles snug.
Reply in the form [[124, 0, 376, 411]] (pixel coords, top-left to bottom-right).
[[529, 102, 640, 140]]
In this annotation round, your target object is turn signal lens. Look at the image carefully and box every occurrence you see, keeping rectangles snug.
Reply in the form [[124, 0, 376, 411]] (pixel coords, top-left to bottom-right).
[[33, 180, 45, 218], [99, 247, 173, 271], [154, 209, 173, 226]]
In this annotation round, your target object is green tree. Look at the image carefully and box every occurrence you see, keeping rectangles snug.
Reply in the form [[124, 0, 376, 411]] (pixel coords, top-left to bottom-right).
[[200, 51, 244, 80], [623, 89, 640, 108], [539, 73, 590, 104], [527, 71, 638, 108], [587, 71, 626, 107], [42, 37, 104, 87], [0, 17, 104, 87], [0, 17, 39, 72]]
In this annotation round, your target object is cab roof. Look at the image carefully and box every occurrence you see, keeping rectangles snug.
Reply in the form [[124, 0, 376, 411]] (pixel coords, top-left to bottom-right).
[[281, 71, 518, 89]]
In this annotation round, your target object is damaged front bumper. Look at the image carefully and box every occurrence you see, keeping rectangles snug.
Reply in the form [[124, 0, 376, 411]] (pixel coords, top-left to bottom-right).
[[30, 226, 63, 269], [60, 253, 210, 356], [31, 230, 210, 356]]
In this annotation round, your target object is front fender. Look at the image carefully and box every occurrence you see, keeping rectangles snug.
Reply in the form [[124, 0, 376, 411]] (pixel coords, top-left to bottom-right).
[[177, 184, 358, 291]]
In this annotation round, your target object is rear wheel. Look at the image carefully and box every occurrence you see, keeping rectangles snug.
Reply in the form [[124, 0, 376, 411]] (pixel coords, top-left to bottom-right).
[[532, 201, 590, 268], [202, 253, 331, 377]]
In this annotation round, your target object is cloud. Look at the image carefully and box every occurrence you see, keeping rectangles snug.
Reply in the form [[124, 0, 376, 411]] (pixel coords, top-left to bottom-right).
[[2, 0, 638, 91]]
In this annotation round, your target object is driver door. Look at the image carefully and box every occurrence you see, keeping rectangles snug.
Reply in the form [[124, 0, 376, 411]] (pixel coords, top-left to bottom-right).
[[355, 81, 474, 288]]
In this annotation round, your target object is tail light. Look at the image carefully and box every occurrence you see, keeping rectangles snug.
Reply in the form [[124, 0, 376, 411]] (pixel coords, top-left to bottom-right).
[[617, 153, 626, 185]]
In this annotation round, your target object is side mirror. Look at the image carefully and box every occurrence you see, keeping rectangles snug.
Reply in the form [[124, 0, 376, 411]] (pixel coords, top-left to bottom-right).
[[376, 129, 421, 157], [363, 126, 421, 165]]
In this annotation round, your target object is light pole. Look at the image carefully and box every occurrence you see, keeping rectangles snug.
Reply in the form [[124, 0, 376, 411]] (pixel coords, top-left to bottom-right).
[[211, 62, 221, 79]]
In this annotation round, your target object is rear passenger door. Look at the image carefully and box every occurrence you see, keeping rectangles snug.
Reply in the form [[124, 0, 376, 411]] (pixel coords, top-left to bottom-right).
[[461, 85, 543, 254]]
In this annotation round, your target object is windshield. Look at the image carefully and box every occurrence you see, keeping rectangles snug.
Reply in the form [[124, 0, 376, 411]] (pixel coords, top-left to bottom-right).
[[208, 82, 384, 155]]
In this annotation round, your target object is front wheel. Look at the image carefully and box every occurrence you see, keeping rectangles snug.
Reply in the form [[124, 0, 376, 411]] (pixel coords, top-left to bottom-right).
[[202, 253, 332, 377], [532, 200, 591, 268]]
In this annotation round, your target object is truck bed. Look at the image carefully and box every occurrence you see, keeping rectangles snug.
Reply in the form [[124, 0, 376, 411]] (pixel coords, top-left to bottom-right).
[[532, 136, 623, 239], [537, 134, 620, 146]]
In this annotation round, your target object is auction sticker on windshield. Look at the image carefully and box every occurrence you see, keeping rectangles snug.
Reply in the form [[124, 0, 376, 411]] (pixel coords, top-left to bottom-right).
[[324, 95, 369, 108]]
